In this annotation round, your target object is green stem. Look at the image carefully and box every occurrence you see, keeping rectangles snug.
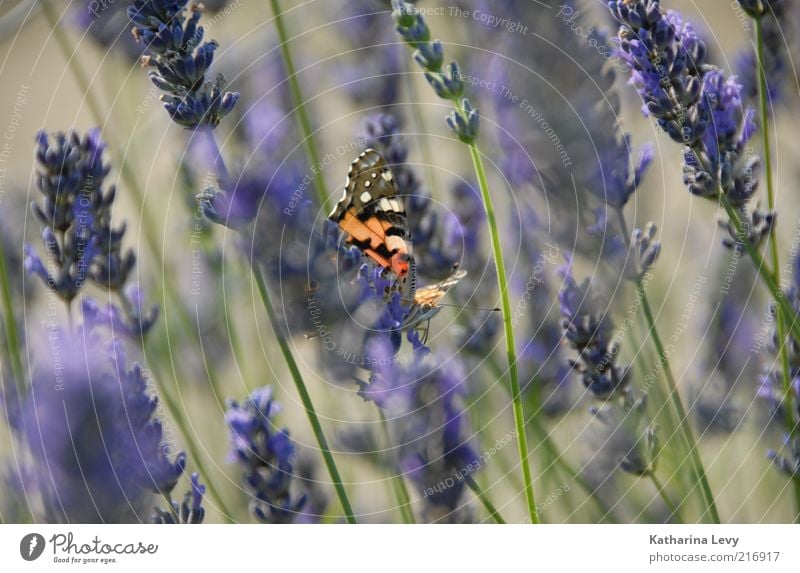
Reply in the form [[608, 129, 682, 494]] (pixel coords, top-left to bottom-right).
[[615, 209, 720, 523], [0, 233, 24, 396], [649, 472, 682, 523], [249, 261, 356, 523], [754, 15, 800, 522], [467, 142, 538, 523], [628, 305, 690, 504], [719, 196, 800, 341], [268, 0, 328, 207], [720, 202, 800, 512], [755, 18, 778, 249], [465, 475, 506, 524], [636, 282, 720, 522], [378, 410, 416, 524], [483, 353, 616, 521], [203, 128, 356, 521]]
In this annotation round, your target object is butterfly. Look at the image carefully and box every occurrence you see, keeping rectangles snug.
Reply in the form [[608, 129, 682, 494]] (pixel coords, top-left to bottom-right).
[[329, 148, 466, 331]]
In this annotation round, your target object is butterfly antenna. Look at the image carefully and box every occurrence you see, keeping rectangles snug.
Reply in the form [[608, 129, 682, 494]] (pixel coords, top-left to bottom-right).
[[396, 298, 499, 313], [435, 303, 501, 312]]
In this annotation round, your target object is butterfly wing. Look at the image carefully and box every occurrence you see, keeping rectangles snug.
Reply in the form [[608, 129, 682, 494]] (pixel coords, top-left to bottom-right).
[[401, 267, 467, 331], [329, 149, 405, 225], [413, 268, 467, 307], [330, 149, 415, 297]]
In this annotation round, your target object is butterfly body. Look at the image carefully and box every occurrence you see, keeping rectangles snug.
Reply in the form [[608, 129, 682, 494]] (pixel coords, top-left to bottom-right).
[[399, 267, 467, 330], [329, 149, 464, 330]]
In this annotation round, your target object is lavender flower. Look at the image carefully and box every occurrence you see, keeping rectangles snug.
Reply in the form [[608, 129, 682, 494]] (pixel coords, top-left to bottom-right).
[[128, 0, 239, 129], [226, 387, 307, 523], [755, 250, 800, 482], [686, 70, 759, 206], [719, 204, 774, 252], [607, 222, 662, 283], [482, 3, 654, 261], [759, 270, 800, 420], [599, 140, 654, 211], [75, 0, 233, 61], [391, 0, 479, 143], [196, 174, 264, 231], [610, 0, 767, 248], [12, 328, 185, 522], [151, 472, 207, 524], [193, 106, 306, 232], [768, 438, 800, 480], [26, 129, 158, 338], [111, 352, 187, 494], [610, 1, 710, 145], [81, 285, 160, 339], [359, 339, 479, 522], [559, 257, 630, 399], [25, 130, 105, 302]]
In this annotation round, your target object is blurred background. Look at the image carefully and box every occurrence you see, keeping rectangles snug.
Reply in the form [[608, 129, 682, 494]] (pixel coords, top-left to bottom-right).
[[0, 0, 799, 523]]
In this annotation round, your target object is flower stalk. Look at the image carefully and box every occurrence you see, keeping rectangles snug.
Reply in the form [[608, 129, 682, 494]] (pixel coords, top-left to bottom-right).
[[0, 234, 24, 395], [469, 144, 538, 523], [249, 259, 357, 523], [198, 124, 357, 522], [753, 12, 800, 519], [465, 475, 506, 524], [615, 209, 719, 523], [268, 0, 328, 207], [390, 0, 538, 522]]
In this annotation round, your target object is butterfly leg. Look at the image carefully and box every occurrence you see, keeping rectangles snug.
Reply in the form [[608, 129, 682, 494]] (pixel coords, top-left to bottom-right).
[[420, 319, 432, 347]]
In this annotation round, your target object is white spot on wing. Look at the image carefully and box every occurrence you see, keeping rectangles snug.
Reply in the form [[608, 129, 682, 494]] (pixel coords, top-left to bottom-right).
[[381, 169, 393, 182], [360, 191, 372, 203], [379, 198, 391, 211]]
